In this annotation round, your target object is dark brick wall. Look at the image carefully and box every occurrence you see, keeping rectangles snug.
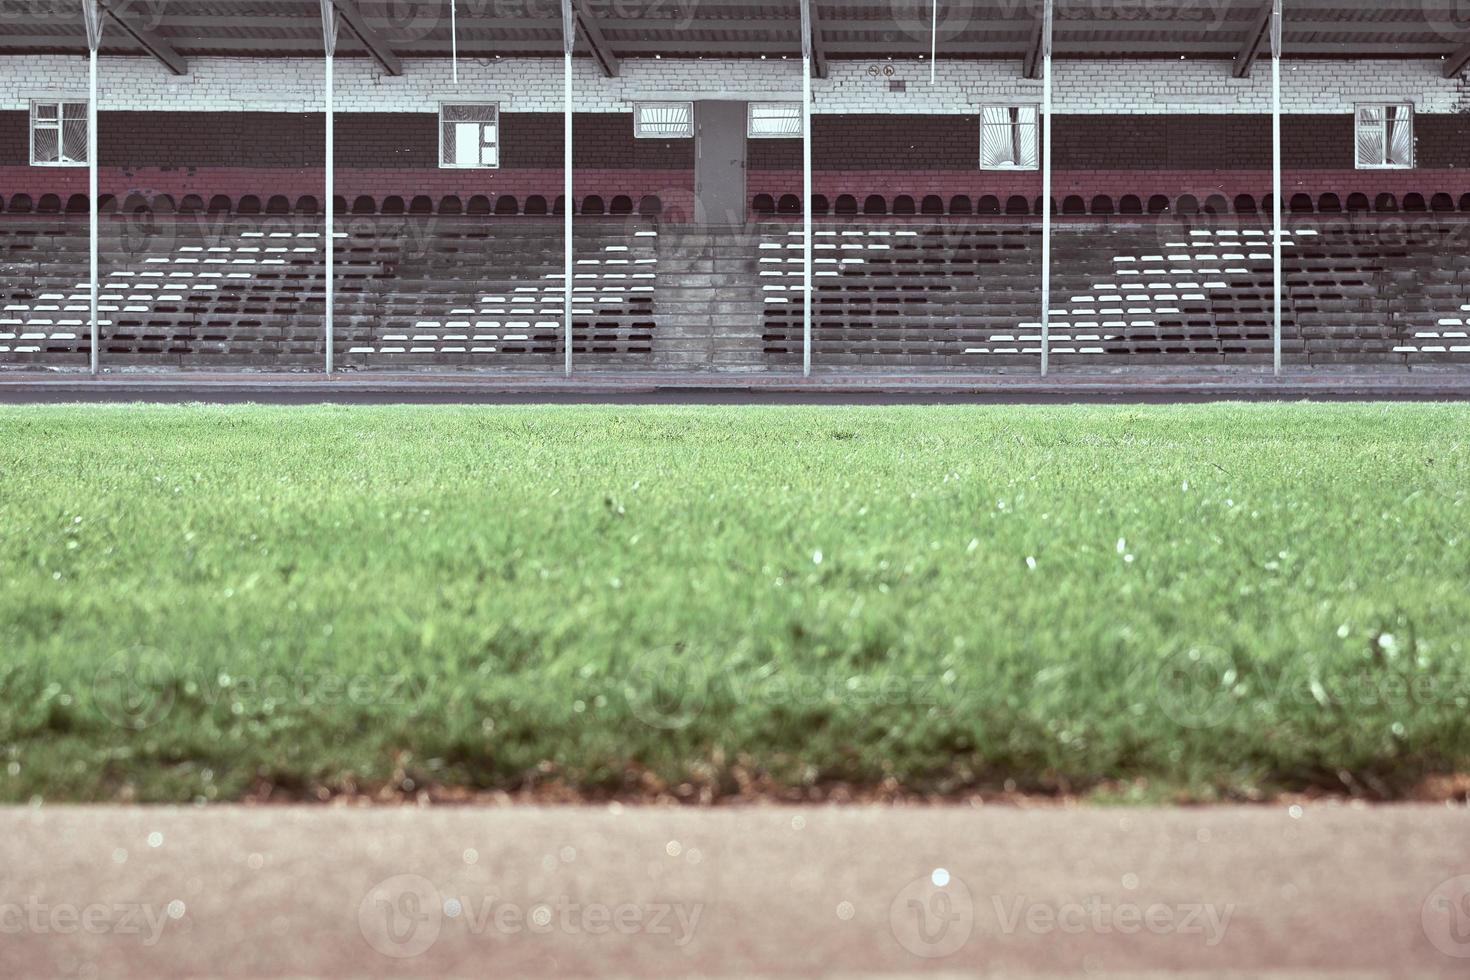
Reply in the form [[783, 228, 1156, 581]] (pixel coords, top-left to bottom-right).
[[1053, 114, 1353, 169], [752, 112, 1460, 171], [751, 114, 982, 170], [97, 112, 321, 167], [1417, 114, 1470, 169], [0, 110, 28, 166], [76, 110, 694, 170], [446, 113, 698, 169], [2, 107, 1458, 175]]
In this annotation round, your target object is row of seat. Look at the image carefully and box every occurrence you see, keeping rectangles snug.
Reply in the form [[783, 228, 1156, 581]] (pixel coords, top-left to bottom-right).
[[0, 193, 667, 217], [0, 216, 664, 367], [756, 223, 1470, 366], [752, 191, 1470, 218], [12, 189, 1469, 220], [5, 216, 1467, 369]]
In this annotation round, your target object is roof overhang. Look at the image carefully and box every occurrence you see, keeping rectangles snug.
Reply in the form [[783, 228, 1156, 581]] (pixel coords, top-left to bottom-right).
[[2, 0, 1467, 76]]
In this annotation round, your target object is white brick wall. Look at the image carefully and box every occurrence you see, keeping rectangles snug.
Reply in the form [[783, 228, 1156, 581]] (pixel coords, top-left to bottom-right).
[[0, 54, 1463, 114]]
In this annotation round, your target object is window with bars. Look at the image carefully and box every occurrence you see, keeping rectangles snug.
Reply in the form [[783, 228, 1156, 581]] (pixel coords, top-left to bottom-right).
[[634, 102, 693, 138], [439, 103, 499, 169], [30, 100, 88, 167], [980, 105, 1039, 170], [1355, 104, 1413, 169], [747, 102, 802, 138]]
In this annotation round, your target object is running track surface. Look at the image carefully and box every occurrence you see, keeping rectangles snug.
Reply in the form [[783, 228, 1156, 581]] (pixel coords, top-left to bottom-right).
[[2, 804, 1467, 978]]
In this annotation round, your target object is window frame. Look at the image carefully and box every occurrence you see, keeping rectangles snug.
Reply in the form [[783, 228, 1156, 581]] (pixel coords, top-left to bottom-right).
[[978, 103, 1040, 172], [437, 101, 501, 170], [29, 98, 89, 168], [633, 101, 694, 139], [1353, 102, 1414, 170], [746, 102, 802, 139]]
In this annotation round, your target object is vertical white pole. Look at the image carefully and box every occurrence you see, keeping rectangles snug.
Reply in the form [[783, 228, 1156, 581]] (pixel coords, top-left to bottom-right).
[[1270, 0, 1282, 376], [324, 51, 335, 374], [88, 48, 98, 375], [564, 49, 573, 376], [1039, 0, 1053, 376], [802, 59, 812, 377], [801, 0, 813, 377], [929, 0, 937, 85], [451, 0, 458, 84]]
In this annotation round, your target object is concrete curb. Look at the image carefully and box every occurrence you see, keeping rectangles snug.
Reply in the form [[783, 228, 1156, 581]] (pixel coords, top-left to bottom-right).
[[4, 370, 1470, 402]]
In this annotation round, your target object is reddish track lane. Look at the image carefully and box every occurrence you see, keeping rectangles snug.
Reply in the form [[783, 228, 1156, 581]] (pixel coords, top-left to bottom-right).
[[1, 804, 1467, 978]]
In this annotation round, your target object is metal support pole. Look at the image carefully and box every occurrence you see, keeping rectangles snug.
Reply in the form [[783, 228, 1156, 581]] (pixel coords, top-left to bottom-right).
[[1270, 0, 1282, 376], [324, 52, 334, 374], [88, 48, 98, 374], [801, 0, 813, 377], [563, 50, 574, 376], [321, 0, 338, 375], [929, 0, 937, 85], [1039, 0, 1053, 376], [562, 0, 575, 376], [83, 0, 102, 375]]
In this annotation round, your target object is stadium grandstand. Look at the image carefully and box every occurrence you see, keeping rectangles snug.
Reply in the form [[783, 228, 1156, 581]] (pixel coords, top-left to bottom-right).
[[0, 0, 1467, 374]]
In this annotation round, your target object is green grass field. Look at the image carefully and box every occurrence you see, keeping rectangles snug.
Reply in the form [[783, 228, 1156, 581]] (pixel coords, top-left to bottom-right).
[[1, 402, 1468, 804]]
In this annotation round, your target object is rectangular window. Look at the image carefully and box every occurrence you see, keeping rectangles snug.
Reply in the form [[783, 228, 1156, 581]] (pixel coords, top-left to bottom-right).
[[980, 105, 1039, 170], [1355, 104, 1413, 169], [747, 102, 801, 138], [439, 103, 499, 169], [634, 102, 693, 138], [30, 99, 88, 166]]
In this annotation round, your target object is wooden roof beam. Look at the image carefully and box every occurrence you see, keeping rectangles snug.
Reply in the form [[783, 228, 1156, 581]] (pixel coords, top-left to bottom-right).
[[331, 0, 401, 75], [99, 0, 187, 75], [1232, 2, 1272, 77]]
